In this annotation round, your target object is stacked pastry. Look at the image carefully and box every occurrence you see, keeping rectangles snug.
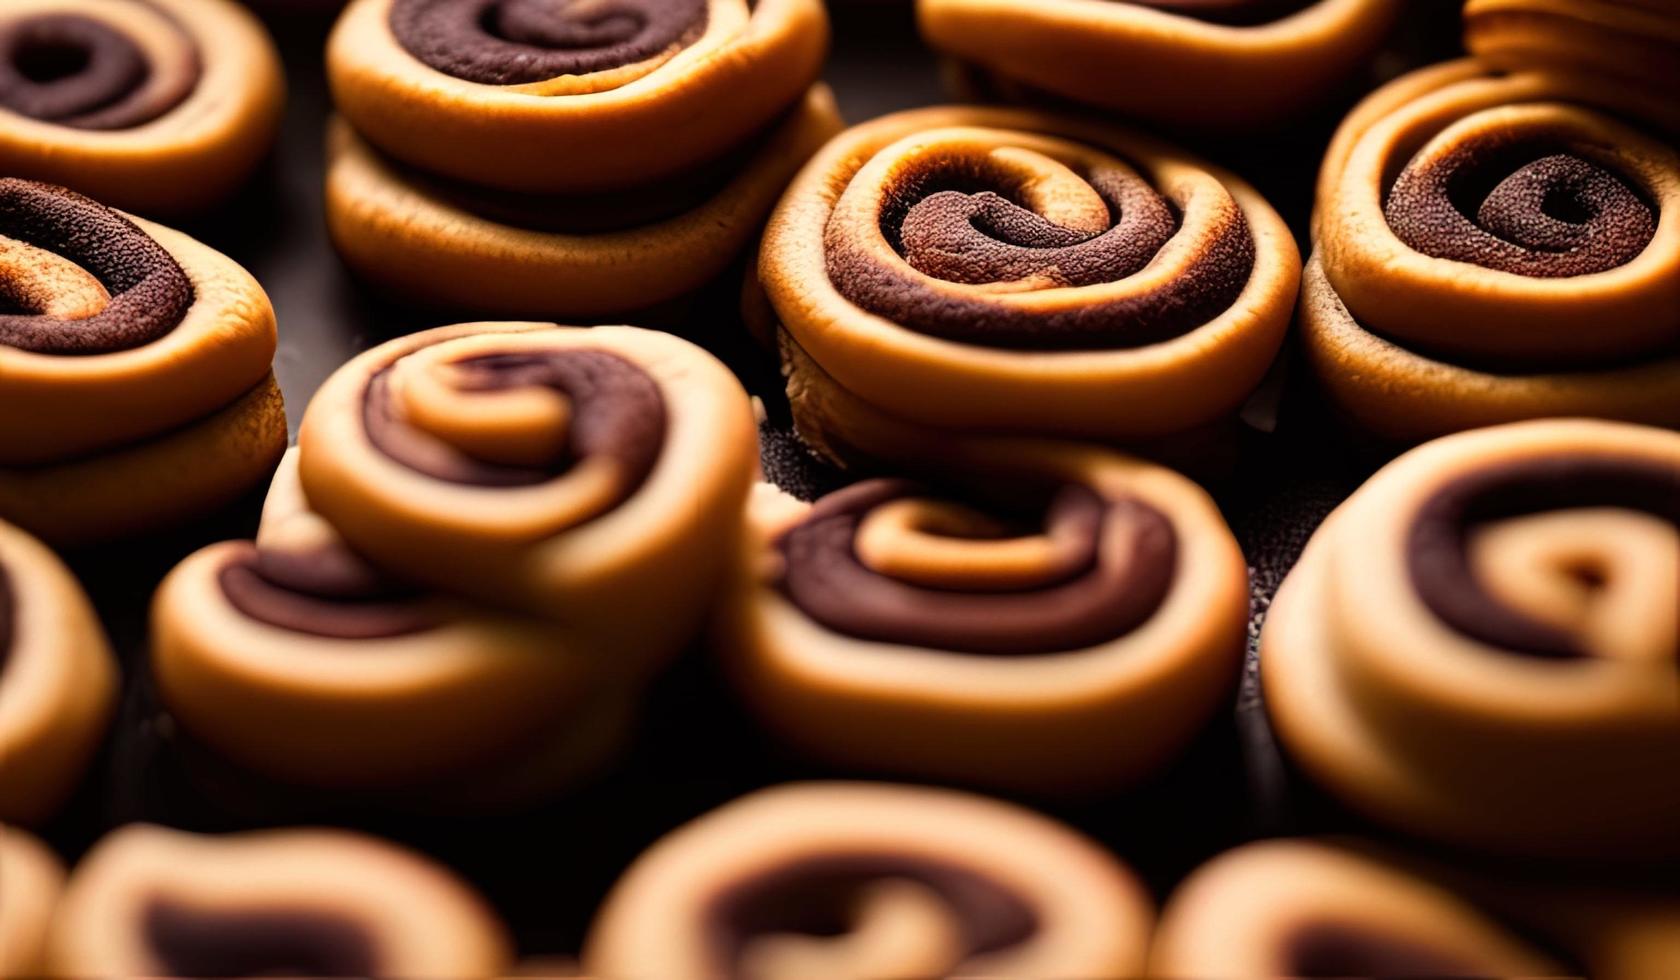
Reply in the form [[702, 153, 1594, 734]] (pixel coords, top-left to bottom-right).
[[0, 0, 283, 214], [323, 0, 840, 318], [152, 321, 758, 804], [0, 178, 287, 545]]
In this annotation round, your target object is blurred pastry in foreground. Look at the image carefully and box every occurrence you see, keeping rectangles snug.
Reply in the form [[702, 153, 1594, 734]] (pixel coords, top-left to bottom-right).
[[919, 0, 1399, 127], [0, 178, 286, 544], [1306, 59, 1680, 443], [0, 826, 65, 977], [583, 782, 1154, 979], [0, 516, 117, 825], [1262, 419, 1680, 858], [756, 106, 1299, 468], [0, 0, 283, 213], [45, 824, 512, 977], [718, 440, 1247, 793]]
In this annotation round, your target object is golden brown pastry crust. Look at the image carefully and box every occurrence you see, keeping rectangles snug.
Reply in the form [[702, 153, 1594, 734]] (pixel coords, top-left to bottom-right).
[[918, 0, 1399, 126], [0, 826, 65, 977], [1262, 419, 1680, 858], [297, 322, 758, 668], [1147, 839, 1556, 978], [583, 782, 1155, 979], [0, 0, 283, 214], [0, 517, 117, 825], [326, 0, 828, 193], [756, 105, 1299, 463], [151, 449, 609, 793], [1306, 59, 1680, 443], [1465, 0, 1680, 92], [45, 825, 513, 977], [0, 181, 285, 543], [717, 439, 1247, 794], [323, 87, 842, 318]]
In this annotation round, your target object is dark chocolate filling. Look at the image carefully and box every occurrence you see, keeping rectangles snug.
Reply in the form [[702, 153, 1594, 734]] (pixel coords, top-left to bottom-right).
[[390, 0, 708, 86], [143, 896, 381, 978], [1407, 453, 1680, 659], [1127, 0, 1318, 27], [218, 542, 437, 640], [706, 853, 1038, 974], [364, 348, 667, 493], [826, 159, 1255, 350], [1284, 921, 1493, 979], [0, 13, 195, 130], [778, 479, 1177, 655], [0, 178, 193, 355], [1386, 137, 1656, 278]]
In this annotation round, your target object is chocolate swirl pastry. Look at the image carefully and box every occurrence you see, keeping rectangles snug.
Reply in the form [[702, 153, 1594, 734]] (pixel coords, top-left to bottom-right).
[[150, 449, 631, 799], [298, 322, 757, 667], [756, 106, 1298, 466], [0, 180, 285, 544], [324, 87, 841, 317], [0, 827, 66, 978], [1466, 0, 1680, 92], [0, 517, 117, 826], [1262, 419, 1680, 858], [44, 825, 513, 978], [918, 0, 1398, 127], [583, 783, 1154, 979], [718, 442, 1247, 793], [1147, 840, 1558, 978], [328, 0, 828, 192], [0, 0, 282, 213], [1306, 60, 1680, 443]]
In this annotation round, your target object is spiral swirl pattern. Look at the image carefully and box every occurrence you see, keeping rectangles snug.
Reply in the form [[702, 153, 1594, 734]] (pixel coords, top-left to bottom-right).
[[1261, 419, 1680, 857], [583, 783, 1153, 980], [0, 5, 198, 130], [1304, 60, 1680, 442], [0, 178, 192, 355], [759, 106, 1297, 452]]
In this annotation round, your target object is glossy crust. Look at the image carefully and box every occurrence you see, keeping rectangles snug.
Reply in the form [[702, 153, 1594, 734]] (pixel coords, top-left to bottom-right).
[[1465, 0, 1680, 91], [45, 825, 513, 977], [1262, 419, 1680, 858], [324, 87, 842, 317], [718, 440, 1247, 794], [0, 517, 117, 825], [0, 181, 285, 543], [583, 782, 1154, 979], [1306, 59, 1680, 443], [0, 827, 66, 977], [918, 0, 1399, 126], [757, 106, 1298, 461], [326, 0, 828, 193], [1147, 840, 1556, 978], [151, 449, 606, 792], [298, 322, 757, 665], [0, 0, 283, 214]]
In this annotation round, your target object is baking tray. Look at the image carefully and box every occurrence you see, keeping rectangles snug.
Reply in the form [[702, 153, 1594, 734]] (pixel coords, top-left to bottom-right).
[[36, 0, 1630, 960]]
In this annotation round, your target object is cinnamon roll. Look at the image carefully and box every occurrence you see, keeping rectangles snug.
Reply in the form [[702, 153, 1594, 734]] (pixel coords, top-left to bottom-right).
[[45, 825, 513, 978], [0, 180, 286, 544], [583, 782, 1154, 979], [150, 448, 625, 796], [918, 0, 1399, 127], [1148, 840, 1557, 978], [756, 106, 1299, 465], [1465, 0, 1680, 92], [718, 441, 1247, 793], [326, 0, 828, 193], [0, 516, 117, 826], [297, 322, 757, 666], [0, 0, 283, 214], [0, 827, 65, 978], [1306, 59, 1680, 443], [324, 87, 842, 317], [1261, 419, 1680, 858]]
